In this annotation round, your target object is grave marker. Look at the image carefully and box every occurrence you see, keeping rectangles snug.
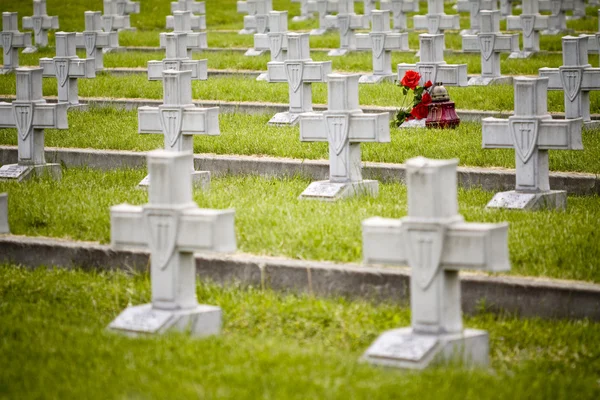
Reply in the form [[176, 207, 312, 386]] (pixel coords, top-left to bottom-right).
[[499, 0, 513, 16], [298, 74, 390, 201], [398, 34, 468, 86], [1, 13, 32, 73], [380, 0, 420, 32], [356, 10, 409, 83], [39, 32, 96, 105], [362, 156, 510, 369], [456, 0, 499, 35], [0, 193, 8, 234], [506, 0, 549, 58], [163, 11, 208, 57], [539, 36, 600, 128], [326, 0, 370, 56], [248, 11, 288, 57], [239, 0, 273, 35], [291, 0, 314, 22], [307, 0, 339, 35], [102, 0, 132, 32], [482, 77, 583, 210], [582, 10, 599, 64], [0, 68, 68, 181], [539, 0, 574, 34], [267, 33, 332, 125], [108, 150, 236, 337], [138, 69, 219, 189], [167, 7, 206, 31], [75, 12, 119, 71], [149, 32, 208, 81], [462, 10, 519, 85], [107, 0, 140, 16], [22, 0, 59, 51], [413, 0, 460, 35], [171, 0, 206, 14]]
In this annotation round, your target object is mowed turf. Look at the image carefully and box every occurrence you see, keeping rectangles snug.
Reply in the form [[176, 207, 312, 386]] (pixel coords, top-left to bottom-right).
[[1, 168, 599, 283], [0, 265, 599, 399]]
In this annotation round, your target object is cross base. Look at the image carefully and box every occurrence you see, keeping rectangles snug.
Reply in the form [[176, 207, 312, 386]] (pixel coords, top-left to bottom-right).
[[361, 327, 489, 370], [328, 48, 351, 56], [22, 47, 38, 54], [138, 170, 210, 190], [299, 180, 379, 201], [309, 28, 329, 36], [292, 15, 313, 22], [256, 72, 269, 81], [486, 190, 567, 210], [268, 111, 303, 126], [245, 48, 267, 56], [459, 29, 479, 36], [468, 76, 513, 86], [583, 121, 600, 130], [508, 50, 535, 59], [0, 163, 61, 182], [399, 119, 426, 129], [541, 28, 573, 36], [359, 73, 396, 84], [108, 303, 222, 337], [238, 28, 256, 35]]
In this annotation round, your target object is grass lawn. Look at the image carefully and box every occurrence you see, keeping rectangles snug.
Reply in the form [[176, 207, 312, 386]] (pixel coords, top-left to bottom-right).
[[1, 168, 599, 283], [1, 107, 599, 174], [0, 265, 599, 399]]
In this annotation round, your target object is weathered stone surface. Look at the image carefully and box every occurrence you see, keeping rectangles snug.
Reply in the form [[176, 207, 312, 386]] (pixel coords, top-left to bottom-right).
[[380, 0, 419, 31], [75, 11, 119, 71], [238, 0, 272, 35], [0, 193, 8, 234], [506, 0, 549, 57], [21, 0, 59, 49], [325, 0, 370, 56], [413, 0, 460, 34], [1, 13, 32, 72]]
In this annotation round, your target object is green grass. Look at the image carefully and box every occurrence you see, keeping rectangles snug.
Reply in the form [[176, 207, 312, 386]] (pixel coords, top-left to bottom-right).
[[1, 107, 598, 174], [1, 168, 600, 282], [1, 265, 599, 399]]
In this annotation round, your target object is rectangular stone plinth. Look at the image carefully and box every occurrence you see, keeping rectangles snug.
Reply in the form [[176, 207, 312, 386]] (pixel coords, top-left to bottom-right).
[[0, 163, 61, 181], [108, 303, 222, 337], [299, 180, 379, 201], [139, 170, 210, 190], [486, 190, 567, 210]]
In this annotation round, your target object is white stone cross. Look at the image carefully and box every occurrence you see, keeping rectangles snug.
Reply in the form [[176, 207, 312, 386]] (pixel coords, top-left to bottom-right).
[[380, 0, 420, 32], [359, 0, 378, 15], [167, 8, 206, 32], [22, 0, 59, 50], [539, 36, 600, 127], [361, 156, 510, 369], [307, 0, 339, 36], [506, 0, 549, 58], [499, 0, 513, 16], [106, 0, 140, 16], [456, 0, 498, 35], [298, 74, 390, 201], [267, 33, 332, 125], [1, 13, 32, 73], [108, 150, 236, 337], [413, 0, 460, 35], [238, 0, 273, 35], [462, 10, 519, 85], [356, 10, 409, 83], [171, 0, 206, 15], [482, 77, 583, 210], [148, 33, 208, 81], [0, 193, 8, 234], [398, 34, 468, 86], [0, 68, 68, 181], [39, 33, 96, 105], [291, 0, 314, 22], [248, 10, 288, 57], [539, 0, 575, 34], [102, 0, 132, 32], [138, 69, 219, 189], [584, 10, 600, 62], [164, 11, 208, 57], [75, 12, 119, 71], [326, 0, 370, 56]]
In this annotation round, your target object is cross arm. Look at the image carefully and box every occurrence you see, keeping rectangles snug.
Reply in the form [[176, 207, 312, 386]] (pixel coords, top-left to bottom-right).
[[266, 61, 287, 82], [166, 15, 206, 30], [2, 32, 32, 48], [302, 61, 332, 82], [380, 0, 419, 13], [347, 113, 391, 143], [159, 32, 207, 50], [537, 118, 583, 150], [481, 117, 512, 148], [0, 103, 14, 128], [110, 204, 147, 249], [506, 15, 549, 31], [356, 33, 408, 51], [22, 16, 59, 30], [147, 60, 208, 80], [253, 33, 270, 51], [177, 208, 237, 253], [75, 31, 119, 49], [237, 1, 248, 14], [299, 112, 327, 141], [539, 67, 600, 91], [39, 58, 96, 79], [138, 106, 220, 136], [0, 102, 68, 130]]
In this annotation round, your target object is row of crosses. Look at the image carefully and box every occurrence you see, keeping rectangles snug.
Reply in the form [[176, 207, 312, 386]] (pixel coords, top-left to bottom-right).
[[102, 0, 140, 32], [238, 0, 273, 35]]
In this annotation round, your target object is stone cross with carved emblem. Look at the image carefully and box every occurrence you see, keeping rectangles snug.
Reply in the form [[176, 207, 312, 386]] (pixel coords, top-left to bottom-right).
[[21, 0, 59, 50], [238, 0, 273, 35], [361, 156, 510, 369], [108, 150, 236, 337], [462, 10, 519, 85], [538, 0, 575, 34], [102, 0, 132, 32], [171, 0, 206, 15], [38, 32, 96, 105], [456, 0, 498, 35], [398, 34, 468, 86], [267, 33, 332, 125], [75, 12, 119, 71], [291, 0, 314, 22], [106, 0, 140, 16], [307, 0, 338, 36], [148, 32, 208, 81], [586, 10, 600, 62], [298, 74, 390, 201], [1, 13, 32, 73], [248, 11, 288, 58], [0, 67, 68, 181], [539, 36, 600, 127], [356, 10, 409, 83], [325, 0, 370, 56], [482, 77, 583, 210], [413, 0, 460, 35], [163, 11, 208, 58], [380, 0, 420, 32], [138, 69, 219, 189], [506, 0, 549, 58], [167, 8, 206, 32], [499, 0, 513, 16]]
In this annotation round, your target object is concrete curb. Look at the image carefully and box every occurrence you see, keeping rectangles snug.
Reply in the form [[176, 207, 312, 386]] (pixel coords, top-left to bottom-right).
[[1, 235, 598, 321], [0, 147, 598, 195]]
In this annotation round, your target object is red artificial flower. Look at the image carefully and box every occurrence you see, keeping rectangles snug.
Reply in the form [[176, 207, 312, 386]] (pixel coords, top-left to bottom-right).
[[401, 70, 421, 90], [421, 92, 432, 105], [424, 80, 433, 89], [410, 102, 430, 120]]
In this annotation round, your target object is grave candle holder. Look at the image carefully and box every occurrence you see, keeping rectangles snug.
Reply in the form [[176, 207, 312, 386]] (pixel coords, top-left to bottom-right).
[[425, 83, 460, 129]]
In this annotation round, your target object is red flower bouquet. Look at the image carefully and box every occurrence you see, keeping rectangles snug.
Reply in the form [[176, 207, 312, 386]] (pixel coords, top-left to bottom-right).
[[394, 71, 433, 127]]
